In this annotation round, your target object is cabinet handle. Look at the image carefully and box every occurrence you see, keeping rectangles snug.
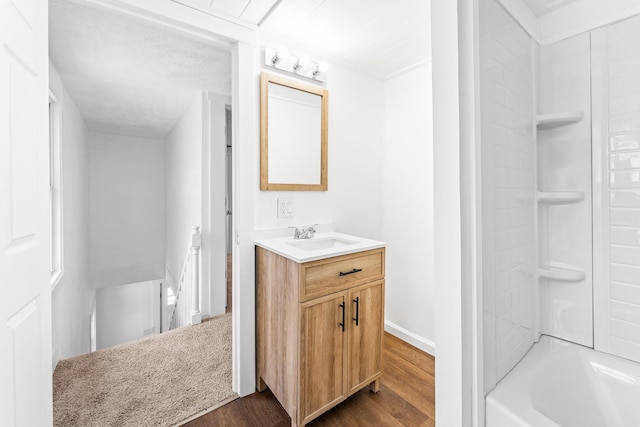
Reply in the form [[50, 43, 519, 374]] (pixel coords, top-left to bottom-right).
[[339, 302, 345, 332], [352, 296, 359, 326], [339, 268, 362, 277]]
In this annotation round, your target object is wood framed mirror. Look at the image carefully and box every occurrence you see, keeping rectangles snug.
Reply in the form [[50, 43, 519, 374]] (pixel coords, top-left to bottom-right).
[[260, 72, 328, 191]]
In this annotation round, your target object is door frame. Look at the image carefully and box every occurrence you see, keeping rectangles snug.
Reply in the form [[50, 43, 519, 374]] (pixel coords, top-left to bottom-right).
[[81, 0, 259, 396]]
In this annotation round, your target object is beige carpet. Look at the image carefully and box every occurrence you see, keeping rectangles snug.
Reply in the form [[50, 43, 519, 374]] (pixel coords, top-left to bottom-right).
[[53, 313, 235, 427]]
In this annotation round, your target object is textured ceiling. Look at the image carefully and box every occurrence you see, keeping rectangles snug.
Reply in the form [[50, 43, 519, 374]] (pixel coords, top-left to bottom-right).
[[49, 0, 231, 138], [260, 0, 431, 80]]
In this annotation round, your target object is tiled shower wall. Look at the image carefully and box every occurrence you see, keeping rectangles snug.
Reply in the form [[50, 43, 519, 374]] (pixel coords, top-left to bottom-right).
[[593, 15, 640, 363], [480, 0, 537, 392], [537, 34, 593, 348]]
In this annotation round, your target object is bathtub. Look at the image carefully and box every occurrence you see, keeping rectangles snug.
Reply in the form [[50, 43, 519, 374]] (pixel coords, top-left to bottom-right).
[[486, 335, 640, 426]]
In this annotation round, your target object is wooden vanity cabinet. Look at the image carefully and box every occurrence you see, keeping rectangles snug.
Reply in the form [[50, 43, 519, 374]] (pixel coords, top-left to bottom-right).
[[256, 247, 385, 427]]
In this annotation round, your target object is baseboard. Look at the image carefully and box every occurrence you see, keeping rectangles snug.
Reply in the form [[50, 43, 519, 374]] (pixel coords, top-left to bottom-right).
[[384, 319, 435, 356]]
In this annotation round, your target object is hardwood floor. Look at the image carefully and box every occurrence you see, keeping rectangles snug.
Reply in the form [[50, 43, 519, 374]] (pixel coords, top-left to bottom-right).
[[185, 332, 435, 426], [226, 254, 232, 313]]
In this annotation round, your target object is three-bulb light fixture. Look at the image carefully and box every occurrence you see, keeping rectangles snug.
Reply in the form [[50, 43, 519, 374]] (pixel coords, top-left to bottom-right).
[[265, 46, 329, 82]]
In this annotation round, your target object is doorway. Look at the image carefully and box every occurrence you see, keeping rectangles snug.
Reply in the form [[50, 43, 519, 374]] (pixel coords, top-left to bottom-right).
[[225, 104, 232, 312], [49, 0, 233, 350]]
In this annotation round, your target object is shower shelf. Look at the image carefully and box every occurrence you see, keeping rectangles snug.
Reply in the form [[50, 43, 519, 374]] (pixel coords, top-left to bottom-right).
[[536, 112, 583, 130], [538, 265, 586, 282], [538, 190, 585, 204]]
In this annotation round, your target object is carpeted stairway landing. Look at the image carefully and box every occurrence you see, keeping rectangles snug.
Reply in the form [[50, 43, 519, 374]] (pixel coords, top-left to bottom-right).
[[53, 312, 235, 427]]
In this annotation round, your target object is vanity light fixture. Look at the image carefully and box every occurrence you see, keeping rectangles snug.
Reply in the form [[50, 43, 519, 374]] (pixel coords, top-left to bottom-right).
[[264, 46, 328, 82], [293, 55, 310, 72], [312, 62, 329, 78], [270, 46, 289, 66]]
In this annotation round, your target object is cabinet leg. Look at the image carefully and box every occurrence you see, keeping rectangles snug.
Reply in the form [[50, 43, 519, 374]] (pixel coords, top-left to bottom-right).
[[369, 378, 381, 393], [257, 376, 268, 392]]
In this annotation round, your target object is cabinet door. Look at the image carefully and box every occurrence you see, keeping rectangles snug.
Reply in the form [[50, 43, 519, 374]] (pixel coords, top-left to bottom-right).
[[348, 280, 384, 394], [300, 292, 348, 423]]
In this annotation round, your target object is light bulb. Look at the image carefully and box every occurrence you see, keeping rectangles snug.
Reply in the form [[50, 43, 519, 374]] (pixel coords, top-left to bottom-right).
[[312, 61, 329, 78], [293, 55, 310, 72], [271, 46, 289, 65]]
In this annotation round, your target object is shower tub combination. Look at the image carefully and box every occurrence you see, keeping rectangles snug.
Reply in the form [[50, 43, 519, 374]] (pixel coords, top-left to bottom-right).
[[486, 336, 640, 427], [479, 0, 640, 425]]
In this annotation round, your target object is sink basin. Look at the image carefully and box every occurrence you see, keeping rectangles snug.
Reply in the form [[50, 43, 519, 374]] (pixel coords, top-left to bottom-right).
[[256, 231, 385, 262], [286, 237, 357, 251]]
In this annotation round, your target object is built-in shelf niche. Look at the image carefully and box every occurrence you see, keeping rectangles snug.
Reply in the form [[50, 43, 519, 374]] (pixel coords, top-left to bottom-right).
[[536, 112, 583, 130], [538, 190, 585, 204], [538, 264, 586, 282]]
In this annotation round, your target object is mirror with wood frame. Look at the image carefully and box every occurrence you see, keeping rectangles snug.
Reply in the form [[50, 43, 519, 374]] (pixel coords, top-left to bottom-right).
[[260, 72, 328, 191]]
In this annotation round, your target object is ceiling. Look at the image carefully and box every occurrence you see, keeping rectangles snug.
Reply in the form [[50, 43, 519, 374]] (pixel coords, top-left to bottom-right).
[[49, 0, 231, 138], [47, 0, 591, 140], [173, 0, 431, 80], [171, 0, 281, 26], [520, 0, 580, 17], [260, 0, 431, 80]]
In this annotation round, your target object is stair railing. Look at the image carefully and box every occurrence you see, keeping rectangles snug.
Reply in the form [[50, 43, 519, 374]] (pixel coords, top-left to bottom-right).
[[168, 226, 202, 330]]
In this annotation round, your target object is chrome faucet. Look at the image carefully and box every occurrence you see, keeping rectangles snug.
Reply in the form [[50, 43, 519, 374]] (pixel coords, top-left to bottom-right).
[[290, 224, 318, 240]]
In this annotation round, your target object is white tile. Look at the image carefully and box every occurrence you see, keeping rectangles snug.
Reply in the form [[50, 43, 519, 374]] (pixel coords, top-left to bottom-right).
[[610, 190, 640, 208], [611, 318, 640, 344], [496, 250, 513, 273], [496, 291, 512, 317], [610, 208, 640, 227], [610, 226, 640, 246], [495, 231, 511, 252], [609, 152, 640, 170], [495, 210, 511, 231], [610, 92, 640, 116], [610, 263, 640, 286], [611, 300, 640, 324], [610, 132, 640, 152], [609, 56, 640, 80], [610, 112, 640, 133], [495, 272, 511, 295], [610, 171, 640, 189], [612, 281, 640, 306], [610, 245, 640, 266]]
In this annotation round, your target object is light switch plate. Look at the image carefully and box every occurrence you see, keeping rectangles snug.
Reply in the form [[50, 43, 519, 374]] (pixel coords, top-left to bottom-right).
[[278, 198, 294, 218]]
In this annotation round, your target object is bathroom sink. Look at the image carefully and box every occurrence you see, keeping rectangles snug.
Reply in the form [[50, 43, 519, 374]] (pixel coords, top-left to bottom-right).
[[286, 237, 357, 251], [255, 231, 385, 263]]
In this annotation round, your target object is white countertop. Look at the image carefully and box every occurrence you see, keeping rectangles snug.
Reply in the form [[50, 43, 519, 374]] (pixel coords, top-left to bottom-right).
[[255, 231, 386, 263]]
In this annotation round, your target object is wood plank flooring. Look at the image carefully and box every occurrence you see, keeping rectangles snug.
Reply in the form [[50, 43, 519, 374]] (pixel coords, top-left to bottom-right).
[[226, 254, 232, 313], [185, 332, 435, 426]]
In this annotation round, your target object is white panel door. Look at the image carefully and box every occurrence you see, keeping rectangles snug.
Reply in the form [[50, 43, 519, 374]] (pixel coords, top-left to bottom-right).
[[0, 0, 52, 425]]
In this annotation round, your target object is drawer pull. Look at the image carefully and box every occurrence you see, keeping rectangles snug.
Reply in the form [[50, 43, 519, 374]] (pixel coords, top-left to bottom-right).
[[339, 268, 362, 277], [353, 297, 359, 326]]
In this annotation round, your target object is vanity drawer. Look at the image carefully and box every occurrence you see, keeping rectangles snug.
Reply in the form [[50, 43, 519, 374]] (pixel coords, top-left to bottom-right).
[[300, 248, 385, 301]]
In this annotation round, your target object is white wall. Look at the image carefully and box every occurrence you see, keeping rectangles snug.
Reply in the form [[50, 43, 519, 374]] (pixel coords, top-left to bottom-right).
[[164, 94, 203, 293], [381, 63, 435, 354], [89, 131, 165, 288], [50, 63, 95, 365], [96, 280, 161, 349], [255, 43, 385, 241]]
